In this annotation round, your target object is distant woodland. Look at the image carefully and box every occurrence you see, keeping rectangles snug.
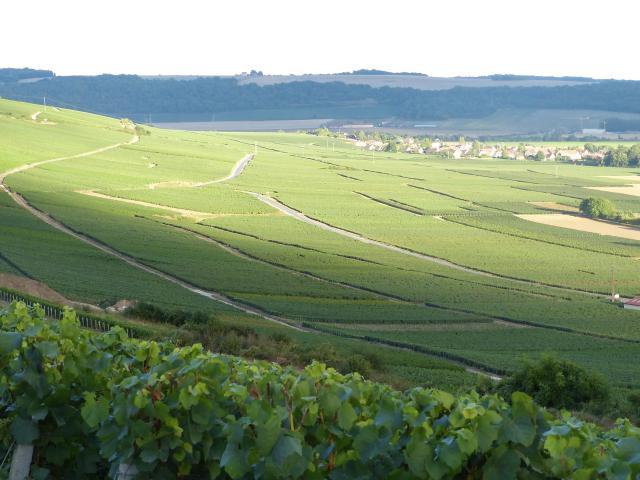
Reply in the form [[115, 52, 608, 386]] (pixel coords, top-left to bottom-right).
[[1, 70, 639, 122]]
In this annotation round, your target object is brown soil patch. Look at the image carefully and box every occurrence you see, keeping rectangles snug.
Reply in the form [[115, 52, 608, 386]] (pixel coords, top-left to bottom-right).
[[148, 181, 196, 189], [0, 273, 68, 304], [0, 273, 103, 312], [76, 190, 221, 221], [517, 213, 640, 241], [587, 185, 640, 197], [528, 201, 579, 213], [598, 176, 640, 182]]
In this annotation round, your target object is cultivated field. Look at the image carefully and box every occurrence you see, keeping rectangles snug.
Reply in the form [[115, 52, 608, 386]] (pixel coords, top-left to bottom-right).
[[2, 98, 640, 390], [235, 74, 592, 90]]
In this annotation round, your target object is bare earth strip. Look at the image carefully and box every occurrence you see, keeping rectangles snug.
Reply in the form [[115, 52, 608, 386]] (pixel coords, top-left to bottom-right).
[[517, 214, 640, 242], [148, 153, 253, 189], [76, 190, 282, 221], [528, 201, 579, 213], [587, 185, 640, 197], [77, 190, 222, 220], [598, 176, 640, 182]]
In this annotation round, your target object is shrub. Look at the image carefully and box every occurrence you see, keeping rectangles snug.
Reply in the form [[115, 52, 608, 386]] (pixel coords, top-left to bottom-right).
[[127, 302, 210, 326], [579, 196, 617, 219], [498, 355, 610, 410]]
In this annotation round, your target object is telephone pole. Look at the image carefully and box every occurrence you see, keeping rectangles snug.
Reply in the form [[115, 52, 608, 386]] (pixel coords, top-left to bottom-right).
[[611, 269, 617, 302], [43, 96, 47, 113]]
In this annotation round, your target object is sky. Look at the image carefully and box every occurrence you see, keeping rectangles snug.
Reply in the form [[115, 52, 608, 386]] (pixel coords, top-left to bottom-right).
[[3, 0, 639, 79]]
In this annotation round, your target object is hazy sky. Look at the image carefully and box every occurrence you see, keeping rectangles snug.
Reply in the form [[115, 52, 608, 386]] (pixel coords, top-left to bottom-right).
[[3, 0, 638, 79]]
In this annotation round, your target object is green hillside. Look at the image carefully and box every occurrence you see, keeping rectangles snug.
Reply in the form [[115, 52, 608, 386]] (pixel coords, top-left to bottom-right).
[[2, 98, 640, 392]]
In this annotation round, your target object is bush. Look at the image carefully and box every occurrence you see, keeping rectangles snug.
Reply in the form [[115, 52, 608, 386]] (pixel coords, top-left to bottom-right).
[[579, 196, 618, 219], [127, 302, 210, 326], [499, 356, 610, 410], [342, 354, 373, 377]]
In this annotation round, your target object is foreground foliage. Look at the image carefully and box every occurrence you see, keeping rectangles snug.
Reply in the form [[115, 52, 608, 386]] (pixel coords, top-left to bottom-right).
[[1, 304, 639, 479]]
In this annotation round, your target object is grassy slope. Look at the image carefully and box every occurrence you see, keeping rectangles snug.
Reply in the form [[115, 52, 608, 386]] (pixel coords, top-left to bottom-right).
[[3, 99, 640, 387]]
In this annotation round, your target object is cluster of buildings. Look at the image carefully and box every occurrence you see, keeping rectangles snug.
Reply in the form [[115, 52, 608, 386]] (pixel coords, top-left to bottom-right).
[[351, 137, 607, 162]]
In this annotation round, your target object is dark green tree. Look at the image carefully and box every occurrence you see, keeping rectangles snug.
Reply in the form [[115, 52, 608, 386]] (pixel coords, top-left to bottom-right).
[[579, 197, 617, 219]]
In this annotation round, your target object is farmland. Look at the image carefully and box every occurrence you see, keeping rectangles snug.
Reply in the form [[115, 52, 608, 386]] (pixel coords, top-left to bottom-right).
[[2, 98, 640, 390]]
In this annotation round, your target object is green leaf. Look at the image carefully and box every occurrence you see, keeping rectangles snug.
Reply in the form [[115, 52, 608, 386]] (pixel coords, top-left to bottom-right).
[[81, 393, 109, 428], [256, 415, 281, 455], [404, 436, 431, 477], [456, 428, 478, 455], [337, 402, 357, 430], [36, 341, 59, 359], [483, 446, 521, 480], [272, 434, 302, 465], [0, 332, 21, 355], [10, 417, 39, 443], [319, 390, 341, 417], [220, 442, 250, 479]]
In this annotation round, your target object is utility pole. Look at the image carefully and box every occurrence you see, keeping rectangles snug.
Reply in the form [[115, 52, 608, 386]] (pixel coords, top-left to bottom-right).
[[43, 96, 47, 113], [611, 269, 616, 302]]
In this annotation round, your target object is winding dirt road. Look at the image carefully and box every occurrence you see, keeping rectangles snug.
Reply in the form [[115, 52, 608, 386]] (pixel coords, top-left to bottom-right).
[[148, 153, 254, 189], [194, 153, 253, 186], [0, 135, 140, 184]]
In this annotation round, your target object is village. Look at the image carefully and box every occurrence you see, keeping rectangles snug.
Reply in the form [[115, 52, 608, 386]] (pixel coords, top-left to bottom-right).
[[350, 135, 610, 163]]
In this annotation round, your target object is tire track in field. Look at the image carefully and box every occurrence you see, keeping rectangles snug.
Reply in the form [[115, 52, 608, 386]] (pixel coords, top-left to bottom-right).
[[247, 192, 614, 299]]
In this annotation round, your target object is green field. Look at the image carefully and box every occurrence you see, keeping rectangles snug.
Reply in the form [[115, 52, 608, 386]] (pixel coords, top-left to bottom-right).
[[3, 98, 640, 389]]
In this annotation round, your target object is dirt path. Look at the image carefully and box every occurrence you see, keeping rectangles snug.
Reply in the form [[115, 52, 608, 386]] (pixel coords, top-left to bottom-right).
[[31, 111, 41, 121], [148, 153, 253, 189], [193, 153, 253, 186], [76, 190, 224, 220], [0, 135, 139, 184], [247, 193, 613, 299]]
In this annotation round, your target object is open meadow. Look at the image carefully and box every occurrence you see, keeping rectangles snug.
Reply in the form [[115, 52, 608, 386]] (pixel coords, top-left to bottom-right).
[[2, 98, 640, 390]]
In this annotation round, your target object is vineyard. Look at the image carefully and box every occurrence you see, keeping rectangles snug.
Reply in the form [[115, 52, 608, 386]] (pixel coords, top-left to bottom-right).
[[1, 304, 640, 479], [2, 98, 640, 392]]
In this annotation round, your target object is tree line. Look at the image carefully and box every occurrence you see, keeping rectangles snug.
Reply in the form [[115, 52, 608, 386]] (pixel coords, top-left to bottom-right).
[[2, 74, 640, 121]]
